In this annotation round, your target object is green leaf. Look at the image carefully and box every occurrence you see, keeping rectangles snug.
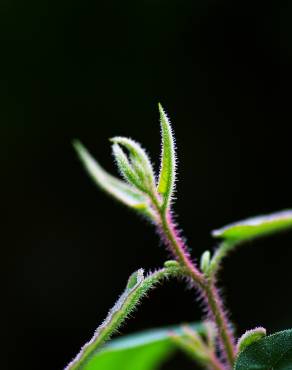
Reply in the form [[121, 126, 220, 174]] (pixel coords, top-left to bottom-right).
[[212, 210, 292, 242], [237, 327, 266, 353], [157, 104, 176, 210], [110, 137, 156, 195], [73, 140, 154, 219], [235, 330, 292, 370], [65, 266, 183, 370], [208, 210, 292, 275], [80, 323, 204, 370], [112, 143, 143, 191]]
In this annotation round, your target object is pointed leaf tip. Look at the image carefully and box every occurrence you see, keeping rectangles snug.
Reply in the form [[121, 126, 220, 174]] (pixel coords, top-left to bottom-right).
[[157, 104, 177, 211]]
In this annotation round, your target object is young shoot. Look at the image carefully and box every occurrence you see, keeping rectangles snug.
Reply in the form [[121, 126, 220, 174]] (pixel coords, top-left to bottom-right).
[[68, 105, 292, 370]]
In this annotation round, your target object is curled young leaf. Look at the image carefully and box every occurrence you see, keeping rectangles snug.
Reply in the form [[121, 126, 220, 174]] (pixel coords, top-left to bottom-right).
[[112, 143, 142, 191], [65, 266, 182, 370], [237, 327, 267, 353], [157, 104, 177, 211], [73, 140, 156, 220], [110, 137, 156, 195]]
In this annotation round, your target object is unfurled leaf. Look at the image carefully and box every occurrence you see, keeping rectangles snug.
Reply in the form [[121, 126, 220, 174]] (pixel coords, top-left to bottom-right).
[[237, 327, 266, 353], [209, 210, 292, 275], [77, 323, 204, 370], [111, 137, 156, 195], [235, 330, 292, 370], [157, 104, 176, 210], [212, 210, 292, 242], [65, 266, 182, 370], [73, 140, 155, 219]]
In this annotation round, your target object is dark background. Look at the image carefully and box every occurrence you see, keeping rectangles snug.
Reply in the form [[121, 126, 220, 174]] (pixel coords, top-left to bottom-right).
[[1, 0, 292, 369]]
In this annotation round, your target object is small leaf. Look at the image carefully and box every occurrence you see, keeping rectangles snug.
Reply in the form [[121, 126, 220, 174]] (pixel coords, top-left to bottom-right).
[[212, 210, 292, 242], [163, 260, 180, 268], [73, 140, 154, 218], [237, 327, 266, 353], [200, 250, 211, 274], [157, 104, 177, 210], [65, 266, 182, 370], [112, 143, 143, 191], [111, 137, 156, 194], [235, 329, 292, 370], [79, 323, 205, 370], [126, 270, 144, 290]]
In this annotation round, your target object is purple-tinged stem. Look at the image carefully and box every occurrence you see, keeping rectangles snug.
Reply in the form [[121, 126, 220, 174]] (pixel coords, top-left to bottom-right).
[[208, 352, 228, 370], [154, 204, 236, 368], [160, 211, 205, 287]]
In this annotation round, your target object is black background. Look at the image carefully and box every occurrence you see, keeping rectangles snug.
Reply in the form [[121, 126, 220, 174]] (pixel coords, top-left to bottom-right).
[[1, 1, 292, 369]]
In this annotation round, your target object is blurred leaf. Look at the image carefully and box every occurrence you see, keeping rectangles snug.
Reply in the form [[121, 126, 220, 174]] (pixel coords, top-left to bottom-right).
[[235, 330, 292, 370], [157, 104, 176, 210], [212, 210, 292, 242], [73, 140, 152, 214], [82, 323, 204, 370]]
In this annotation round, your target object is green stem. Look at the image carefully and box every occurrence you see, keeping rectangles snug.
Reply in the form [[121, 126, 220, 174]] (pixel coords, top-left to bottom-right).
[[65, 266, 181, 370], [208, 241, 239, 276], [161, 213, 205, 287]]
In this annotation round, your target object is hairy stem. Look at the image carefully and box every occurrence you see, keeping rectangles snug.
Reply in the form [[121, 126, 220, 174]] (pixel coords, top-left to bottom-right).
[[208, 352, 228, 370], [65, 266, 181, 370], [203, 280, 236, 366], [155, 205, 236, 368], [160, 212, 205, 287]]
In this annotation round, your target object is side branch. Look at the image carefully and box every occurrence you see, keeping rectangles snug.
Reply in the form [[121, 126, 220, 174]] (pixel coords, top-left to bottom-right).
[[65, 266, 182, 370], [156, 207, 236, 368]]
